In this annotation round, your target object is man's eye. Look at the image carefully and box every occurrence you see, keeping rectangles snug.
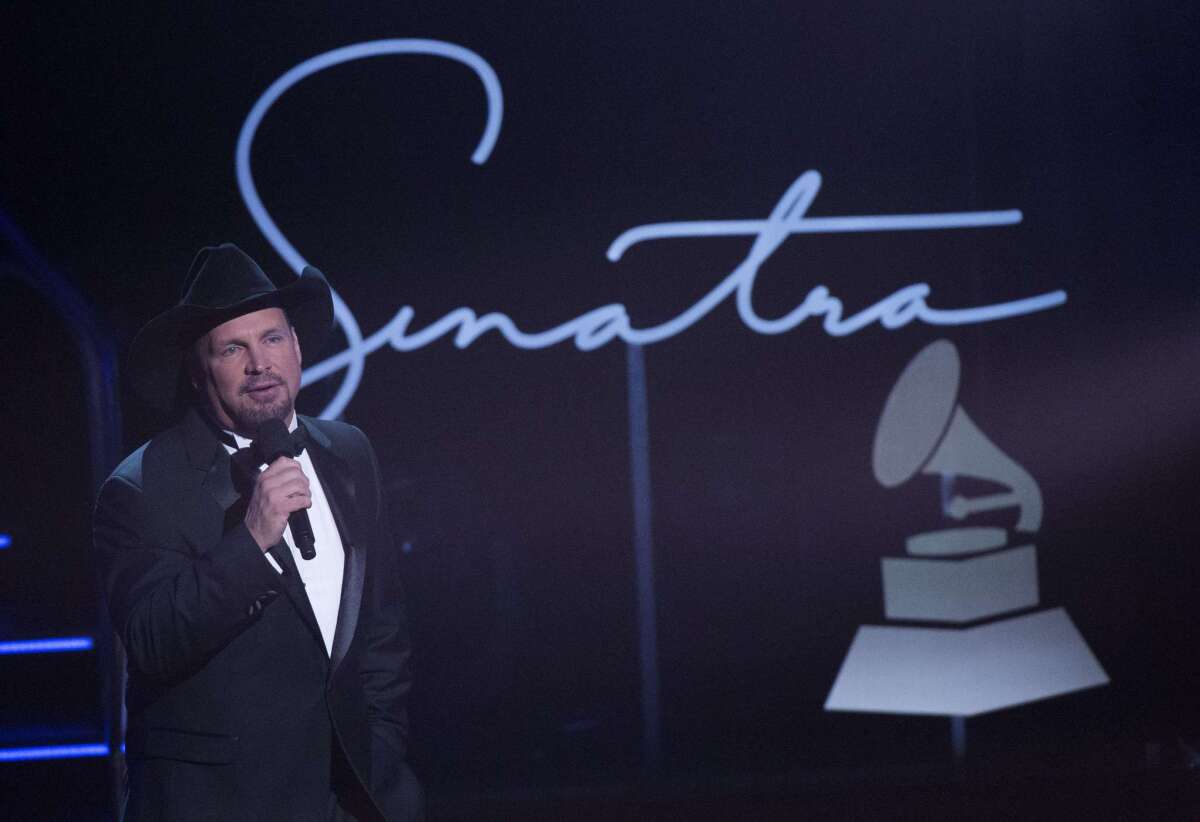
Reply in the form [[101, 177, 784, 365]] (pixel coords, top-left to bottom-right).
[[220, 345, 240, 357], [265, 335, 283, 344]]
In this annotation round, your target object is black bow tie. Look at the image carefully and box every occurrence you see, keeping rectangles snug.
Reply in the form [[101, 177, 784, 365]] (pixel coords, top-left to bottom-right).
[[223, 423, 309, 476], [266, 423, 308, 459]]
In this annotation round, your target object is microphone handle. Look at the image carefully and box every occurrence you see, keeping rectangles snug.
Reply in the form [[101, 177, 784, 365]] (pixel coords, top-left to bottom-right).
[[290, 509, 316, 560]]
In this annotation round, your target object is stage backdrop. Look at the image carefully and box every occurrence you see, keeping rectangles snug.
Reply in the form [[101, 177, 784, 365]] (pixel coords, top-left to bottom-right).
[[3, 0, 1198, 794]]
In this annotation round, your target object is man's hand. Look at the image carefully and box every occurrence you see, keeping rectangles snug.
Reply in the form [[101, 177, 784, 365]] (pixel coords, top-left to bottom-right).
[[244, 457, 311, 552]]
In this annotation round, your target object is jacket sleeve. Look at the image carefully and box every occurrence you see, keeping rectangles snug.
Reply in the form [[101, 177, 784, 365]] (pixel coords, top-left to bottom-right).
[[356, 436, 422, 818], [93, 470, 282, 683]]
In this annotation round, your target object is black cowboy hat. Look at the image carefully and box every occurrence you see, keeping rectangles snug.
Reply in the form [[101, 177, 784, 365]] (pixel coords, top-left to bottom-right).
[[127, 243, 333, 411]]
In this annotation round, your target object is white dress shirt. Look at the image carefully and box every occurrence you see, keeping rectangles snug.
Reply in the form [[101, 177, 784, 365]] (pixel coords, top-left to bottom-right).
[[223, 415, 345, 656]]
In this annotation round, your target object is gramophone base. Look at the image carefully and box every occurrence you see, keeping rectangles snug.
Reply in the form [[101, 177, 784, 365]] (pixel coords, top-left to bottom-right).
[[824, 607, 1108, 717]]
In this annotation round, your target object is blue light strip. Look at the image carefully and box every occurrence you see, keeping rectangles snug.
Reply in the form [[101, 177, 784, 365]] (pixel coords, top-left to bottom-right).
[[0, 637, 94, 655], [625, 343, 662, 770], [0, 743, 109, 763], [0, 533, 11, 549]]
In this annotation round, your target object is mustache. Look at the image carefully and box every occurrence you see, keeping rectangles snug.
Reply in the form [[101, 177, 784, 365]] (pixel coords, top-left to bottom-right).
[[239, 377, 284, 395]]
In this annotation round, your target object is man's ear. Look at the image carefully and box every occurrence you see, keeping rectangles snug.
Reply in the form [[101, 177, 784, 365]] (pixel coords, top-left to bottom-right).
[[292, 325, 302, 366]]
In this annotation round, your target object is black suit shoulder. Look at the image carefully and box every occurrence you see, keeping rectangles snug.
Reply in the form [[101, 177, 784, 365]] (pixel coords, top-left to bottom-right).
[[302, 415, 372, 453], [103, 420, 193, 494]]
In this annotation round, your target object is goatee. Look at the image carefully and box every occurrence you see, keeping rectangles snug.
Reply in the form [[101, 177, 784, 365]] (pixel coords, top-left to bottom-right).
[[224, 387, 293, 436]]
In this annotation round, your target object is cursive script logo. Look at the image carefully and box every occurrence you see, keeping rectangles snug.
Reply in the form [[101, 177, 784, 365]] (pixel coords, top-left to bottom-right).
[[237, 39, 1067, 419]]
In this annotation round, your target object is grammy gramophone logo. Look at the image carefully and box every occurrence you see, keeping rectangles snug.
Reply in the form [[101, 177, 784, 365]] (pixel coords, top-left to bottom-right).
[[825, 339, 1108, 717]]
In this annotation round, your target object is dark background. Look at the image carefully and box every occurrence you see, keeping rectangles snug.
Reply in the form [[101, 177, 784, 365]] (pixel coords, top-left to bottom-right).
[[2, 1, 1198, 817]]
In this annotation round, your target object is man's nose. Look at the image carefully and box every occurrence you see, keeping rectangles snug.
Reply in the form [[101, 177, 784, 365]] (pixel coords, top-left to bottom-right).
[[245, 345, 271, 373]]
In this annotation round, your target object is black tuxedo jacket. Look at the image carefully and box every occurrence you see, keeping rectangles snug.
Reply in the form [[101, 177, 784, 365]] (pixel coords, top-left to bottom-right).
[[94, 408, 421, 822]]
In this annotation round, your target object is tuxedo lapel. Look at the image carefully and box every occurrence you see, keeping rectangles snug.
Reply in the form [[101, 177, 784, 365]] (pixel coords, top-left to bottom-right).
[[182, 409, 240, 515], [267, 542, 326, 650], [183, 410, 258, 552], [301, 418, 367, 676]]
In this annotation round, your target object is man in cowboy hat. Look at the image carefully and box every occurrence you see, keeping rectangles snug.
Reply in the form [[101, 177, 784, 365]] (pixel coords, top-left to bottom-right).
[[93, 244, 422, 821]]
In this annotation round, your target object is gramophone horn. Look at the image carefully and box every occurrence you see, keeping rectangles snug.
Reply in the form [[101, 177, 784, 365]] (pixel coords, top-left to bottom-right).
[[873, 340, 961, 488], [873, 339, 1043, 532]]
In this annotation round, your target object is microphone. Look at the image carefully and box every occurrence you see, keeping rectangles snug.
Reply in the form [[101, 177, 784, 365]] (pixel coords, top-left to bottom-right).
[[254, 418, 316, 560]]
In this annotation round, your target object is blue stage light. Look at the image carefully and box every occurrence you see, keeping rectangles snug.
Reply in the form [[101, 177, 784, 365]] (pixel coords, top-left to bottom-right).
[[0, 637, 94, 655], [0, 534, 11, 549], [0, 743, 109, 762]]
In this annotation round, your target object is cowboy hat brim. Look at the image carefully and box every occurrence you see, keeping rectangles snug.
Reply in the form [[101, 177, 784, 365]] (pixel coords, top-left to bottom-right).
[[127, 264, 333, 412]]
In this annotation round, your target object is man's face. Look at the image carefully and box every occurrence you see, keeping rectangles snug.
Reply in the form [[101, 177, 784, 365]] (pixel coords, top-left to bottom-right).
[[192, 307, 302, 436]]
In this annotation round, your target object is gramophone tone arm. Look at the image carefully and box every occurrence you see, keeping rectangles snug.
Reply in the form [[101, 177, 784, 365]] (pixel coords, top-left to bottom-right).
[[945, 491, 1021, 520]]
